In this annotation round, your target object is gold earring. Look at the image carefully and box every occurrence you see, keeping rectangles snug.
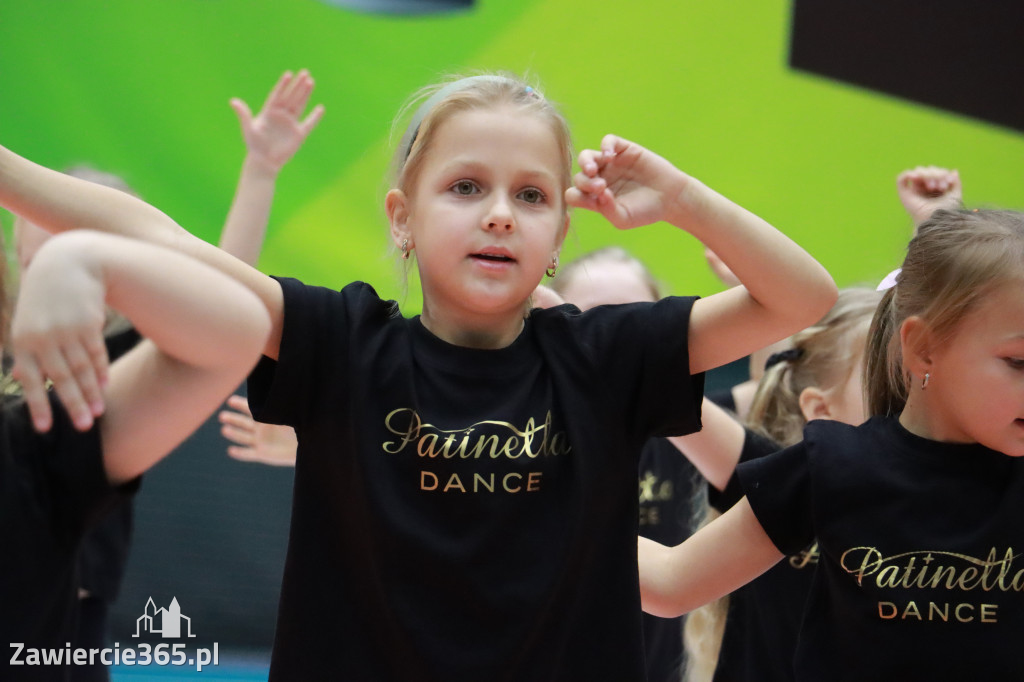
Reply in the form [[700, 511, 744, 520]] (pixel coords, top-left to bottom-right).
[[401, 239, 410, 260], [921, 372, 930, 389], [546, 254, 559, 278]]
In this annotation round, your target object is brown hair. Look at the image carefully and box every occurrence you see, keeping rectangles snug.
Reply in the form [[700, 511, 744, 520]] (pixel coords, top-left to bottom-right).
[[866, 208, 1024, 418], [549, 245, 663, 301]]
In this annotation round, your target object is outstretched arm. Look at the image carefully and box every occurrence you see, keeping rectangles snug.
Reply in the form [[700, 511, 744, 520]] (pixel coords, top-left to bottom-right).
[[10, 231, 271, 484], [566, 135, 837, 374], [639, 497, 782, 617], [220, 69, 324, 265], [896, 165, 962, 231], [0, 144, 285, 359]]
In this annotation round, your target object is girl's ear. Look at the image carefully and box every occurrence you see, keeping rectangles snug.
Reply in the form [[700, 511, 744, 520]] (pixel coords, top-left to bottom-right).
[[798, 386, 832, 422], [899, 315, 933, 383], [386, 189, 411, 250]]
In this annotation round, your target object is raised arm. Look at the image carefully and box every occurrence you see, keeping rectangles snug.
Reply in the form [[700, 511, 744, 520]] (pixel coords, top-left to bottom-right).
[[220, 69, 324, 265], [638, 497, 782, 617], [896, 165, 962, 232], [0, 144, 284, 359], [10, 231, 271, 484], [566, 135, 837, 374]]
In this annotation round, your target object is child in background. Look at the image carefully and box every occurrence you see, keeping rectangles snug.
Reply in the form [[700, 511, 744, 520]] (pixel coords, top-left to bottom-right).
[[7, 69, 321, 681], [0, 72, 836, 680], [896, 166, 962, 230], [879, 165, 963, 290], [640, 208, 1024, 680], [548, 246, 699, 682], [1, 228, 269, 679], [672, 287, 881, 682]]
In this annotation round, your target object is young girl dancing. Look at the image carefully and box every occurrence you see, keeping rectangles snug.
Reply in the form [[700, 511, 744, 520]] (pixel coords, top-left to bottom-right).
[[641, 208, 1024, 681], [669, 287, 881, 682], [0, 73, 836, 681], [1, 229, 269, 673]]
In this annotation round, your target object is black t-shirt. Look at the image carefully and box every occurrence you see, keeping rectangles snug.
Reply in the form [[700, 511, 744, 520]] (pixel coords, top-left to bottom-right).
[[248, 279, 705, 681], [710, 429, 812, 682], [639, 438, 700, 682], [739, 417, 1024, 681], [1, 395, 134, 677]]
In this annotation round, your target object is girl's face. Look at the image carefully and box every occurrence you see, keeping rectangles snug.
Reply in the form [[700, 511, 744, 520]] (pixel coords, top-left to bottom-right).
[[557, 260, 656, 311], [393, 106, 568, 335], [922, 280, 1024, 456]]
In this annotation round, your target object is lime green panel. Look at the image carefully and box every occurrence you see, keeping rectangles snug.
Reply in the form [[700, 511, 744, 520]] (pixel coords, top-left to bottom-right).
[[2, 0, 1022, 315]]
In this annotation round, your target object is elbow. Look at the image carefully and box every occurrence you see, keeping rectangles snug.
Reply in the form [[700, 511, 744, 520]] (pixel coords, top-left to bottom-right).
[[239, 297, 273, 364], [797, 269, 838, 327]]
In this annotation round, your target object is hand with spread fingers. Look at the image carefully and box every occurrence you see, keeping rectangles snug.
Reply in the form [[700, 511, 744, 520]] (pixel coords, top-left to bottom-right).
[[10, 238, 108, 432], [219, 394, 298, 466], [230, 69, 325, 174]]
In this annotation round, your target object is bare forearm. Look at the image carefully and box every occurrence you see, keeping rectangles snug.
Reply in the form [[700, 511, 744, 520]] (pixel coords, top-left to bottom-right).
[[0, 145, 182, 246], [639, 498, 783, 617], [94, 236, 270, 368], [218, 155, 279, 266], [667, 397, 745, 492], [667, 176, 836, 331], [0, 144, 284, 358]]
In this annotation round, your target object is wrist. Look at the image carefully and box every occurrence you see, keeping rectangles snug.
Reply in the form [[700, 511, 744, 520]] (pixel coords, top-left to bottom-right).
[[666, 172, 711, 229], [242, 153, 282, 179]]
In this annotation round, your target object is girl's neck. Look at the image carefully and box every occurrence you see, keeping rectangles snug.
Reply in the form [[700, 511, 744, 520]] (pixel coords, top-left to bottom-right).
[[419, 306, 526, 349], [898, 391, 973, 444]]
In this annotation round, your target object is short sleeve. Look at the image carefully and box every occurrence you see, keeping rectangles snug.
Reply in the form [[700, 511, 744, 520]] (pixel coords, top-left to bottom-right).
[[248, 279, 396, 428], [555, 296, 704, 440], [708, 428, 781, 512], [736, 440, 814, 554]]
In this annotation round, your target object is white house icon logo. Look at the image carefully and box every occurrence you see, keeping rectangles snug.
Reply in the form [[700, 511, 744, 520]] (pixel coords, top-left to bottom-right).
[[132, 597, 196, 638]]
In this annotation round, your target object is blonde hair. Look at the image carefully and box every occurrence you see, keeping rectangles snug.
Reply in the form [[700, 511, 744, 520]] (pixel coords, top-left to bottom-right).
[[683, 287, 882, 682], [391, 72, 573, 199], [866, 209, 1024, 418], [549, 245, 662, 300], [748, 287, 882, 447]]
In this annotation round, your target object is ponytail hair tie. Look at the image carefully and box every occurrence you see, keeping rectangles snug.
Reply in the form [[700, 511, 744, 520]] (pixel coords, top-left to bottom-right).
[[764, 348, 804, 372]]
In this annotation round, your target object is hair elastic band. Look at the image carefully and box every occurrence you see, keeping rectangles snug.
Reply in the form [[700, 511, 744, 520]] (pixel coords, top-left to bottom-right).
[[764, 348, 804, 371]]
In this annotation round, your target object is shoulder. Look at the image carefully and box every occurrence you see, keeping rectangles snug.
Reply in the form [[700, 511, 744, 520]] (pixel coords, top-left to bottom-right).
[[274, 278, 402, 332], [802, 417, 890, 455], [531, 296, 698, 338]]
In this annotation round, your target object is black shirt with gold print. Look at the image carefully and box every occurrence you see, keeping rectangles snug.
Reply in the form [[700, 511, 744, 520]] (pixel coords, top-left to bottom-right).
[[249, 279, 704, 682], [740, 417, 1024, 681]]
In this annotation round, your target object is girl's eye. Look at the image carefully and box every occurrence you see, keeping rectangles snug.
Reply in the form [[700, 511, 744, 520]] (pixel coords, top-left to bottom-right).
[[1004, 357, 1024, 371], [517, 187, 545, 204], [451, 180, 479, 196]]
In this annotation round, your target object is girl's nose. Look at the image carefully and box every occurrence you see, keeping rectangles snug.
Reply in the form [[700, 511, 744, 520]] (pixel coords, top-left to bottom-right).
[[483, 195, 514, 231]]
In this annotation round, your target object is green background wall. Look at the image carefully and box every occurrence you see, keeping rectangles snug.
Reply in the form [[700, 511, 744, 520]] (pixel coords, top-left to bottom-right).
[[3, 0, 1021, 311], [1, 0, 1021, 662]]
